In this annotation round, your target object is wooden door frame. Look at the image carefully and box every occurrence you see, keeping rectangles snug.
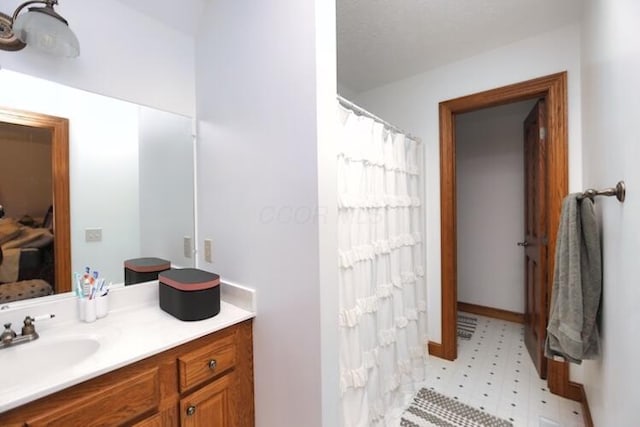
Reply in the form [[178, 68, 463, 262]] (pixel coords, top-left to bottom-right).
[[435, 72, 580, 400], [0, 107, 71, 294]]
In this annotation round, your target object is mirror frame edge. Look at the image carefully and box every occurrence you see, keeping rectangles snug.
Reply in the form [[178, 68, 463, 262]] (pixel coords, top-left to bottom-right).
[[0, 106, 71, 294]]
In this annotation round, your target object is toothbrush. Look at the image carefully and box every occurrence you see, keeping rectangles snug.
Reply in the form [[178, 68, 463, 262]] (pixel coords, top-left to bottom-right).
[[101, 282, 111, 296], [74, 273, 84, 297]]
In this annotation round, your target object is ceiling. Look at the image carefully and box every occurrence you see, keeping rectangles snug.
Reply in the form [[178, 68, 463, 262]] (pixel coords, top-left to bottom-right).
[[338, 0, 583, 93], [113, 1, 583, 94]]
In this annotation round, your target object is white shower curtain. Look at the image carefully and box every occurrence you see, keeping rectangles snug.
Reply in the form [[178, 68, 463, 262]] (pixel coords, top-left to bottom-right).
[[337, 103, 428, 427]]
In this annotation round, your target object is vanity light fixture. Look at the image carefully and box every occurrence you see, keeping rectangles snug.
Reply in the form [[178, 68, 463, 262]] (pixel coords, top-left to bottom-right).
[[0, 0, 79, 57]]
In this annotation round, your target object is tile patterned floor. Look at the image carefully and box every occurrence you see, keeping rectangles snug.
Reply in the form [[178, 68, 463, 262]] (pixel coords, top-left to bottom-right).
[[387, 312, 585, 427]]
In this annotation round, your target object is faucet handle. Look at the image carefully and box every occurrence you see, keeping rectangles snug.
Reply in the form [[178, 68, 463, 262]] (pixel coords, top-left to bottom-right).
[[22, 314, 55, 337], [2, 323, 16, 344], [22, 317, 35, 336]]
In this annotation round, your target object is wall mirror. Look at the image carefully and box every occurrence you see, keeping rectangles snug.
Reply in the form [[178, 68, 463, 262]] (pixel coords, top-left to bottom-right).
[[0, 70, 195, 303]]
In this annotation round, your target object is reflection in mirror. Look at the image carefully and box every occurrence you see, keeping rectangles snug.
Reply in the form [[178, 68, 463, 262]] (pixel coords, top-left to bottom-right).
[[0, 123, 55, 299], [0, 70, 195, 303], [0, 107, 71, 302]]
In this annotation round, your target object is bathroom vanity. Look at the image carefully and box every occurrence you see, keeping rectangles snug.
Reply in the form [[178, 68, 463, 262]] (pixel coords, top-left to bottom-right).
[[0, 282, 255, 426]]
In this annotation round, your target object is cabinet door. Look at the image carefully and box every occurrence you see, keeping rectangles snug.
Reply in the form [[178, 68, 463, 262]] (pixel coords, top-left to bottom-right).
[[180, 374, 234, 427]]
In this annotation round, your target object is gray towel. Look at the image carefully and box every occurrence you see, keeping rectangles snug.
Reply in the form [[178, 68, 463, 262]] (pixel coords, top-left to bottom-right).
[[545, 194, 602, 364]]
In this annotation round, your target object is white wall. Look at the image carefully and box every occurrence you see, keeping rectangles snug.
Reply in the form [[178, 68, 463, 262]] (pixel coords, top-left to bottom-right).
[[138, 107, 194, 268], [355, 24, 583, 343], [456, 101, 535, 313], [580, 1, 640, 425], [0, 0, 195, 116], [194, 1, 336, 426]]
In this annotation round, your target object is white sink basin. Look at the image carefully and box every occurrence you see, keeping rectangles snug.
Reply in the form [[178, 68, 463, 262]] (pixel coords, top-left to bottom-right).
[[0, 336, 101, 387]]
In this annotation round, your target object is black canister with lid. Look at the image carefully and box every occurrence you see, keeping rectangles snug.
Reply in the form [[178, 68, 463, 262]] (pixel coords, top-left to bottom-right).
[[158, 268, 220, 321], [124, 257, 171, 286]]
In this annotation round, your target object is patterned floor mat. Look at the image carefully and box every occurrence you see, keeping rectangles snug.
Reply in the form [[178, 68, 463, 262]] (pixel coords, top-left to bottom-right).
[[400, 388, 513, 427], [457, 314, 478, 341]]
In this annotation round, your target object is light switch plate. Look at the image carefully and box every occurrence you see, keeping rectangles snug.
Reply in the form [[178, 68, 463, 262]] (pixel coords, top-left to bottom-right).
[[183, 236, 192, 258], [204, 239, 212, 263], [85, 228, 102, 242]]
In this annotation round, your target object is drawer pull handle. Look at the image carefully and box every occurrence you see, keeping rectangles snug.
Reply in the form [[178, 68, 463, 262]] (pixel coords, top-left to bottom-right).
[[186, 405, 197, 416], [208, 359, 217, 370]]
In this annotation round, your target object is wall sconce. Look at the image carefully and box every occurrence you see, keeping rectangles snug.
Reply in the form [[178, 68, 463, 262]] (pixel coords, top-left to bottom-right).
[[0, 0, 79, 57]]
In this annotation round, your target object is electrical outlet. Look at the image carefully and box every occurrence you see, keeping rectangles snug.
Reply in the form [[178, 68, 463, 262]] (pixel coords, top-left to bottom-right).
[[204, 239, 212, 263], [183, 236, 192, 258], [85, 228, 102, 242]]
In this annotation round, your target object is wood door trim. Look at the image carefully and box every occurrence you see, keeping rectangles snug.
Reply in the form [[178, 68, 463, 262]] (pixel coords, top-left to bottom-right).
[[577, 382, 594, 427], [0, 107, 71, 294], [457, 302, 525, 324], [437, 73, 571, 397], [427, 341, 444, 358]]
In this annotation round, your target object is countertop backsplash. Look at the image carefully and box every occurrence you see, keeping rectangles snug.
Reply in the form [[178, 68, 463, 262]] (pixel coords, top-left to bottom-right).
[[0, 279, 256, 330]]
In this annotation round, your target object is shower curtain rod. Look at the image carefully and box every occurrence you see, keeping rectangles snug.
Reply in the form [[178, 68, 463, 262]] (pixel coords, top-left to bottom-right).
[[337, 94, 422, 143]]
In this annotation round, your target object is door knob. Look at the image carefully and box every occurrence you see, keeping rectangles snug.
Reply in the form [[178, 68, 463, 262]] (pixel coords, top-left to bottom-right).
[[517, 241, 529, 247], [186, 405, 196, 416]]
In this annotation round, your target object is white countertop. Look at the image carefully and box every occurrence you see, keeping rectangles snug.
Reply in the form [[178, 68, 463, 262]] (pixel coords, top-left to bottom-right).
[[0, 281, 256, 413]]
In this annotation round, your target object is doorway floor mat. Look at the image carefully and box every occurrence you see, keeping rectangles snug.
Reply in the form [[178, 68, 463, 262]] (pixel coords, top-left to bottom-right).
[[457, 314, 478, 340], [400, 387, 513, 427]]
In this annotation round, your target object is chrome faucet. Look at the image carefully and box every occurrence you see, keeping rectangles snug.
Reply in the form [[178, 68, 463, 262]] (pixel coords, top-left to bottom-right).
[[0, 314, 55, 349]]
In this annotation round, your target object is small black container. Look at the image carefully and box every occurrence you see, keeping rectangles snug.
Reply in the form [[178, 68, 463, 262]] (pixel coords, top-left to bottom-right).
[[159, 268, 220, 321], [124, 257, 171, 286]]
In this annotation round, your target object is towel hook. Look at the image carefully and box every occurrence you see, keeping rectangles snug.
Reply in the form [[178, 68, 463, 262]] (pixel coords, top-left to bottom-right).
[[579, 181, 626, 203]]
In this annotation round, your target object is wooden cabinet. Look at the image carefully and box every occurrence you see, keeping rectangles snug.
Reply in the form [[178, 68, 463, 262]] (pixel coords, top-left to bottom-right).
[[0, 319, 254, 427], [180, 375, 234, 427]]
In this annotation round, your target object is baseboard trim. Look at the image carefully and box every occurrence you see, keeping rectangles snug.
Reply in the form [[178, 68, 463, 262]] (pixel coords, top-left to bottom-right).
[[458, 302, 525, 324], [428, 341, 444, 358], [577, 383, 594, 427]]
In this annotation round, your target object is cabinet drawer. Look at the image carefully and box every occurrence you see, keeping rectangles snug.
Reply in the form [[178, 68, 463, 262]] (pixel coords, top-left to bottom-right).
[[178, 332, 237, 392], [26, 367, 160, 427]]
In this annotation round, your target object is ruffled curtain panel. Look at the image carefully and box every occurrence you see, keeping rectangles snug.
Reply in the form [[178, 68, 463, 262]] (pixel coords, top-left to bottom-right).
[[337, 104, 428, 427]]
